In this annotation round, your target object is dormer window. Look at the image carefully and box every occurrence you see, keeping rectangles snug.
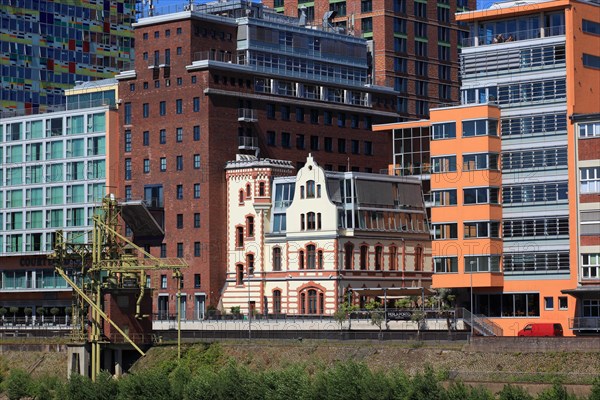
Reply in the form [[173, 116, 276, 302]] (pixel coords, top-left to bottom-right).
[[306, 180, 315, 198]]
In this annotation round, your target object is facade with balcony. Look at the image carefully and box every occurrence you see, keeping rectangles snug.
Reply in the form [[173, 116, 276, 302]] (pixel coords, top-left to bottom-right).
[[220, 154, 432, 316], [0, 80, 119, 322], [374, 0, 600, 335]]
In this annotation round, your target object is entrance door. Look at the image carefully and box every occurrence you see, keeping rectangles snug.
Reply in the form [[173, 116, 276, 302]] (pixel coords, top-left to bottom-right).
[[194, 294, 206, 320], [158, 296, 169, 320]]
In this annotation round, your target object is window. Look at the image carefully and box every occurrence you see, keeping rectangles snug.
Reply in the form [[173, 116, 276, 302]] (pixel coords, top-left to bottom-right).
[[281, 105, 290, 120], [415, 41, 428, 57], [463, 153, 499, 171], [160, 101, 166, 116], [351, 140, 360, 154], [306, 212, 316, 230], [463, 119, 498, 137], [437, 6, 449, 22], [296, 134, 305, 150], [324, 137, 333, 152], [143, 103, 149, 118], [194, 183, 201, 198], [432, 155, 457, 173], [298, 250, 305, 269], [464, 187, 499, 204], [433, 223, 458, 239], [544, 297, 554, 310], [416, 100, 429, 116], [582, 19, 600, 35], [581, 167, 600, 193], [281, 132, 291, 148], [344, 243, 354, 270], [414, 21, 427, 37], [193, 154, 201, 169], [143, 131, 150, 146], [364, 141, 373, 156], [464, 256, 501, 272], [583, 54, 600, 69], [236, 264, 244, 285], [503, 217, 569, 238], [307, 245, 316, 269], [432, 189, 457, 206], [273, 247, 282, 271], [193, 126, 200, 141], [267, 131, 276, 146], [236, 226, 244, 247], [273, 290, 282, 314], [310, 136, 319, 151], [374, 246, 383, 270], [362, 17, 373, 33], [193, 97, 200, 112], [176, 127, 183, 142], [414, 1, 426, 17], [582, 254, 600, 279], [160, 157, 166, 172], [176, 99, 183, 114], [503, 182, 567, 204], [160, 129, 166, 144], [432, 122, 456, 139], [160, 244, 167, 258], [464, 221, 500, 238], [558, 297, 568, 310], [310, 109, 319, 124], [579, 122, 600, 138], [434, 257, 458, 273], [124, 130, 131, 152], [143, 159, 150, 173], [306, 181, 315, 198], [324, 111, 332, 125], [338, 139, 346, 153], [161, 274, 167, 288], [360, 245, 368, 270], [176, 214, 183, 229], [266, 104, 275, 119], [194, 242, 201, 257], [176, 155, 183, 171], [337, 113, 346, 128], [246, 216, 254, 237], [176, 185, 183, 199], [296, 107, 304, 122]]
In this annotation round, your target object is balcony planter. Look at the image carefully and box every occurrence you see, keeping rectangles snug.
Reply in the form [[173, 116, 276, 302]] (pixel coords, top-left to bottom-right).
[[50, 307, 60, 325], [24, 308, 33, 325]]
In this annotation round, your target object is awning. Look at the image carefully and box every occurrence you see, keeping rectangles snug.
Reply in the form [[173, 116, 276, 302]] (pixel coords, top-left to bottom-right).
[[561, 286, 600, 298], [349, 287, 434, 297]]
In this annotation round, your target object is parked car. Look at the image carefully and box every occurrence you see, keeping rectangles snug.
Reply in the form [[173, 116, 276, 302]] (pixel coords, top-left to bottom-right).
[[518, 323, 564, 337]]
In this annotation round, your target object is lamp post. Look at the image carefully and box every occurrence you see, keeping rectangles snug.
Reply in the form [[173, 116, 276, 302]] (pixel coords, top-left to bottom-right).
[[248, 267, 253, 340], [469, 260, 475, 339]]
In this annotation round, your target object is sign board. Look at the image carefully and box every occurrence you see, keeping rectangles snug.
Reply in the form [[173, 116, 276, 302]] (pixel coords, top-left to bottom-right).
[[386, 310, 413, 321]]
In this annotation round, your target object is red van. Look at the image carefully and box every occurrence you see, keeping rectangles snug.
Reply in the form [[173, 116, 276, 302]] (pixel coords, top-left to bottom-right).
[[518, 323, 564, 337]]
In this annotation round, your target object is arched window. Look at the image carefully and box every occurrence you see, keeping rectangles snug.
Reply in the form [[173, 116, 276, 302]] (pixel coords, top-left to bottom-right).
[[317, 250, 323, 269], [307, 245, 316, 269], [236, 264, 244, 285], [344, 243, 354, 270], [415, 246, 423, 271], [300, 213, 305, 230], [273, 247, 281, 271], [246, 216, 254, 237], [389, 246, 397, 271], [298, 250, 305, 269], [308, 289, 317, 313], [375, 246, 383, 270], [238, 190, 244, 204], [300, 292, 306, 313], [306, 180, 315, 198], [259, 181, 266, 196], [307, 212, 316, 230], [360, 245, 368, 270], [246, 184, 252, 198], [246, 253, 254, 274], [319, 292, 324, 314], [273, 290, 281, 314], [236, 226, 244, 247]]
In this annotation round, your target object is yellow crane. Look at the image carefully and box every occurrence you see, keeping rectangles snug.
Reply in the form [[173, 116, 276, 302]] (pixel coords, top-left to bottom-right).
[[49, 195, 187, 381]]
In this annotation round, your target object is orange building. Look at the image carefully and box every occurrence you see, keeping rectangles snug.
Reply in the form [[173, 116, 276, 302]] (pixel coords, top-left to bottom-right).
[[375, 0, 600, 336]]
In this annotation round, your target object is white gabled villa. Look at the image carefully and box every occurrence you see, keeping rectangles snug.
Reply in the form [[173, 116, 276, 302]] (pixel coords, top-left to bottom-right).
[[221, 154, 432, 316]]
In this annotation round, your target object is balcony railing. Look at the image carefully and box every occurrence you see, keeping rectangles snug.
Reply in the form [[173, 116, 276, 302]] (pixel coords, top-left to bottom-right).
[[238, 136, 258, 149], [238, 108, 257, 122], [462, 25, 565, 48], [569, 317, 600, 331]]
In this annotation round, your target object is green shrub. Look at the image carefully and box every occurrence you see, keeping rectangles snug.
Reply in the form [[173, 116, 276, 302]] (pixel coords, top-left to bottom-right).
[[589, 376, 600, 400], [117, 365, 172, 400], [169, 363, 192, 400], [498, 384, 534, 400], [32, 374, 63, 400], [262, 365, 310, 400], [537, 382, 578, 400], [5, 368, 33, 400], [311, 361, 392, 400], [447, 382, 494, 400], [407, 366, 447, 400]]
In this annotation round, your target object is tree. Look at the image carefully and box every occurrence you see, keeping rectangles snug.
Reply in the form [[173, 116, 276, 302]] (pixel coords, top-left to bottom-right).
[[411, 310, 427, 340], [334, 303, 358, 332], [50, 307, 60, 324], [5, 368, 33, 400], [394, 298, 412, 309], [36, 307, 46, 324], [434, 289, 457, 335], [10, 306, 18, 324], [365, 299, 385, 340]]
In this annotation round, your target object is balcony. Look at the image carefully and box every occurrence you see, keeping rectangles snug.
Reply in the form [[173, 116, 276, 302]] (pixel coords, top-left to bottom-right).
[[238, 136, 258, 151], [432, 271, 504, 289], [238, 108, 258, 122], [569, 317, 600, 332], [461, 25, 565, 48]]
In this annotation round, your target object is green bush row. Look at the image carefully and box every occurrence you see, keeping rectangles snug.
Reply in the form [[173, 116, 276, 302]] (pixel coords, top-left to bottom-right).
[[0, 346, 598, 400]]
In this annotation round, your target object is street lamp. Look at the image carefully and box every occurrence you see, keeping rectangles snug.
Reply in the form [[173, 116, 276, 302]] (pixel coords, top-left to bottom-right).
[[469, 260, 475, 340]]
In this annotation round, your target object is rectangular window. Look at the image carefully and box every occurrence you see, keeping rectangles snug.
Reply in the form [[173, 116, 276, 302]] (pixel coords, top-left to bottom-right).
[[267, 131, 276, 146], [324, 111, 332, 125], [194, 242, 201, 257], [143, 103, 149, 118], [351, 140, 360, 154], [310, 109, 319, 124], [176, 127, 183, 142], [579, 122, 600, 138], [160, 101, 166, 116], [193, 97, 200, 112], [143, 159, 150, 173], [176, 99, 183, 114], [281, 106, 290, 121], [324, 137, 333, 152], [362, 17, 373, 33], [176, 155, 183, 171], [176, 214, 184, 229], [463, 153, 499, 171], [337, 113, 346, 128], [124, 103, 132, 124], [194, 183, 201, 198], [266, 104, 275, 119], [583, 53, 600, 69], [464, 221, 500, 238], [464, 256, 501, 272], [194, 213, 201, 228], [544, 297, 554, 310], [310, 135, 319, 151], [296, 134, 305, 150], [177, 185, 183, 199], [433, 223, 458, 239], [177, 243, 184, 258], [143, 131, 150, 146], [432, 189, 457, 206], [463, 119, 498, 137], [582, 19, 600, 35], [193, 154, 201, 169], [558, 296, 568, 310], [464, 187, 499, 204], [432, 122, 456, 139], [125, 159, 131, 180], [124, 130, 132, 152], [434, 257, 458, 273], [338, 138, 346, 153], [160, 129, 166, 144], [281, 132, 291, 148], [160, 158, 166, 172], [432, 155, 457, 173], [193, 126, 201, 141], [296, 107, 304, 122], [364, 141, 373, 156], [582, 254, 600, 279]]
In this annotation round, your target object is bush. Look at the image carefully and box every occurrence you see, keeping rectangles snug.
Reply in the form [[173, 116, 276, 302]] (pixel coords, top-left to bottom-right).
[[537, 382, 578, 400], [497, 384, 534, 400], [589, 376, 600, 400], [32, 374, 63, 400], [5, 368, 33, 400], [117, 365, 172, 400], [447, 382, 494, 400], [407, 366, 446, 400]]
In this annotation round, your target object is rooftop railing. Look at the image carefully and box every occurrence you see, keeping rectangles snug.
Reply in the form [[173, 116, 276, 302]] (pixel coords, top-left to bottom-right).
[[461, 25, 565, 47]]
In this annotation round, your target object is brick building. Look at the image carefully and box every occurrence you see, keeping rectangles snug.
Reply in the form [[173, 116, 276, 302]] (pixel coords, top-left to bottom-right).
[[115, 0, 402, 318], [261, 0, 475, 120]]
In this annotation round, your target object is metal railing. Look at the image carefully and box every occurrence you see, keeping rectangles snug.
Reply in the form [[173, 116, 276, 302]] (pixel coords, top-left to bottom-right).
[[1, 98, 116, 120], [238, 108, 257, 121], [238, 136, 258, 148], [569, 317, 600, 330], [460, 308, 503, 336], [461, 25, 566, 47]]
